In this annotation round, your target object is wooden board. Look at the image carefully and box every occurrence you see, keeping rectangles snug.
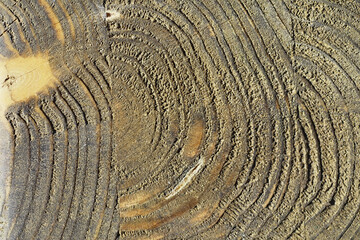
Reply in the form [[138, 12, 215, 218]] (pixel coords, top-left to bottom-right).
[[1, 0, 360, 239]]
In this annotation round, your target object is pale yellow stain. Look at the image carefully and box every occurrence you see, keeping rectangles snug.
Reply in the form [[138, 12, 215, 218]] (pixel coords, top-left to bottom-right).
[[38, 0, 65, 44], [0, 53, 58, 124]]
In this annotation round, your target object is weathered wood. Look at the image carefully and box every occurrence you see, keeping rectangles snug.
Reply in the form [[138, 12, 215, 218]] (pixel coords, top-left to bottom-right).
[[1, 0, 360, 239]]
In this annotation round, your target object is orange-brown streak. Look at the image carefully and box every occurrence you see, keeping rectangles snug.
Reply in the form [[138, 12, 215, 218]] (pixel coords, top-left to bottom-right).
[[38, 0, 65, 44], [57, 0, 76, 40], [119, 188, 162, 209], [183, 119, 205, 158], [120, 198, 198, 231]]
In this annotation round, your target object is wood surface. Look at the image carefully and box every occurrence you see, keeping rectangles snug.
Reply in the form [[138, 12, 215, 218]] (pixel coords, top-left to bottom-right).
[[1, 0, 360, 239]]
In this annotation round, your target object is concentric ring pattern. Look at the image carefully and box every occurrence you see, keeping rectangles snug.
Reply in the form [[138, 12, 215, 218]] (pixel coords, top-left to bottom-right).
[[1, 0, 360, 239]]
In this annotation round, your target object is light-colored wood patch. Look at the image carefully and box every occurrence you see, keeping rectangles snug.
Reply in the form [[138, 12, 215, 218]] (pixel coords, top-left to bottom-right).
[[166, 157, 205, 199], [0, 53, 58, 123], [183, 119, 205, 158], [105, 10, 121, 21], [262, 182, 278, 208]]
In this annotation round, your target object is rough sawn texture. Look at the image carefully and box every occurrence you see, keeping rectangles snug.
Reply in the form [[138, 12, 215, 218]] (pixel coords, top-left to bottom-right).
[[1, 0, 360, 239]]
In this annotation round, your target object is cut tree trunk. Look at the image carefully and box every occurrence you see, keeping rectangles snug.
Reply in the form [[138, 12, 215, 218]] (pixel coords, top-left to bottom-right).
[[1, 0, 360, 239]]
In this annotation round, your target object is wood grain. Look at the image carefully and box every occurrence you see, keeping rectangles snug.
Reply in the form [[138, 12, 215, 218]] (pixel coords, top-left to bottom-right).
[[1, 0, 360, 239]]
